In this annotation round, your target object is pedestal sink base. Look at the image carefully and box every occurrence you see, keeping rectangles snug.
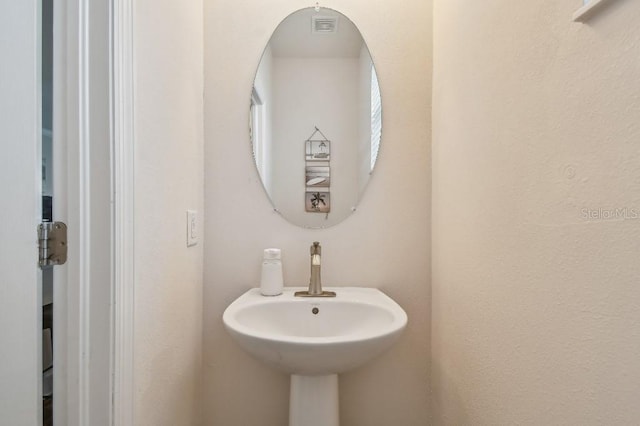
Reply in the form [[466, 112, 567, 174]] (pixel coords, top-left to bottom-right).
[[289, 374, 339, 426]]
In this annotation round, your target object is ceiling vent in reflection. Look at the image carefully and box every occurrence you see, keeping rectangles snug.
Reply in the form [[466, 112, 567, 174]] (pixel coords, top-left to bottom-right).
[[312, 16, 338, 34]]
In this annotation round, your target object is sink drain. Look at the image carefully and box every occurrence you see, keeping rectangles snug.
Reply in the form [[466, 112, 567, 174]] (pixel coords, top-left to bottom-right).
[[312, 307, 319, 315]]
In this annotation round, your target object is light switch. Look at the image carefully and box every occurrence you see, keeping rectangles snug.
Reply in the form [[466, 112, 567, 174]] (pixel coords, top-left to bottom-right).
[[187, 210, 198, 247]]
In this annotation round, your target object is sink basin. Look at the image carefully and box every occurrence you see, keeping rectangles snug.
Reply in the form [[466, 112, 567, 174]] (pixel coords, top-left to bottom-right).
[[223, 287, 408, 375], [223, 286, 407, 426]]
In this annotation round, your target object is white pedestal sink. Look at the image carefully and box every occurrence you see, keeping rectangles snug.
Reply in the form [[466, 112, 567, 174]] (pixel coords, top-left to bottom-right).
[[222, 287, 407, 426]]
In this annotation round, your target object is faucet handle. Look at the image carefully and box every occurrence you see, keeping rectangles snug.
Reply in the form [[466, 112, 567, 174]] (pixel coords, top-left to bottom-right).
[[310, 241, 321, 255]]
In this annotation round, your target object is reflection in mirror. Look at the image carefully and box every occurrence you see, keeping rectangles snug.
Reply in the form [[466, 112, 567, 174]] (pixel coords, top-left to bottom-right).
[[251, 7, 381, 228]]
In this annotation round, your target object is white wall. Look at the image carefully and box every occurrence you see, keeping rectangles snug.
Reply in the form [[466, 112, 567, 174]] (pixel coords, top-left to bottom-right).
[[204, 0, 432, 424], [271, 56, 359, 228], [134, 0, 204, 424], [432, 1, 640, 424]]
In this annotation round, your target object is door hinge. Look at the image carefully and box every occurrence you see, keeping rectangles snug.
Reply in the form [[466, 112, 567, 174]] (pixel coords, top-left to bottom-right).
[[38, 222, 68, 267]]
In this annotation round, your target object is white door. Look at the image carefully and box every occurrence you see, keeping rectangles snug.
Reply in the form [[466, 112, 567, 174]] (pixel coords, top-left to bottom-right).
[[0, 0, 43, 424]]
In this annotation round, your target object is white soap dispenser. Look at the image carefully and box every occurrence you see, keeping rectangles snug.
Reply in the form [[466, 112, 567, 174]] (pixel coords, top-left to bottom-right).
[[260, 248, 283, 296]]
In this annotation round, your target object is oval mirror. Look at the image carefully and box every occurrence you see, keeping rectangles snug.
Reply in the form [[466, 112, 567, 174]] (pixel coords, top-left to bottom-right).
[[250, 7, 382, 229]]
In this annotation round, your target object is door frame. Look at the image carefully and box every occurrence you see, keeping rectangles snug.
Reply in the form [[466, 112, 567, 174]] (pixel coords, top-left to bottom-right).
[[111, 0, 135, 424], [54, 0, 135, 424]]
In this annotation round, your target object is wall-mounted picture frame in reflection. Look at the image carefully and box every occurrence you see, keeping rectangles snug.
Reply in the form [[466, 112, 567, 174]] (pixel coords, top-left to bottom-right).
[[306, 165, 330, 187], [306, 140, 331, 161], [305, 190, 330, 213]]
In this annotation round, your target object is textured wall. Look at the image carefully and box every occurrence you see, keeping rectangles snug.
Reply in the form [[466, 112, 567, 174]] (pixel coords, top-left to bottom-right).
[[432, 1, 640, 424], [134, 0, 204, 424], [204, 0, 432, 424]]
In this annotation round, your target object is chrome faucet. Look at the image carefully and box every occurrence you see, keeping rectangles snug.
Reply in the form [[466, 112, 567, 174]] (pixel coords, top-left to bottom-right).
[[295, 241, 336, 297]]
